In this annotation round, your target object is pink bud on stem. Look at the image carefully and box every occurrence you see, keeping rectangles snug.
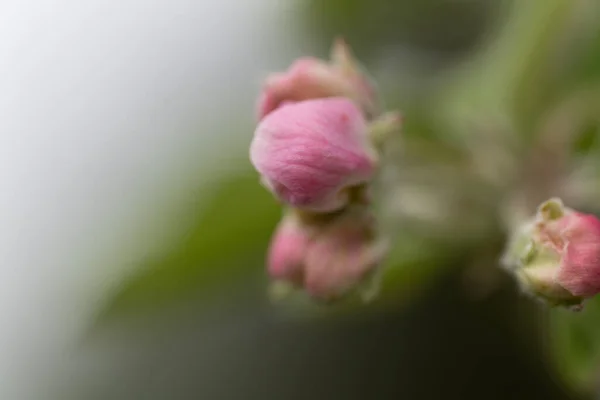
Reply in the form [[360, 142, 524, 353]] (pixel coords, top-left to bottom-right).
[[502, 198, 600, 309], [250, 98, 378, 213]]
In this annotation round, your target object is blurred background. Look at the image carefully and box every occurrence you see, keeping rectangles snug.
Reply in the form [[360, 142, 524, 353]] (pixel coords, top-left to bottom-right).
[[1, 0, 599, 399]]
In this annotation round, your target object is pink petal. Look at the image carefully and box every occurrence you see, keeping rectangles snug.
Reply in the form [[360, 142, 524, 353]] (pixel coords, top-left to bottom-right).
[[556, 213, 600, 297]]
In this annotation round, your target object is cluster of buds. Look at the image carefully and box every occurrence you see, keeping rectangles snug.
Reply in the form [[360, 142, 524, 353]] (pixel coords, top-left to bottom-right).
[[250, 39, 401, 302], [502, 198, 600, 310]]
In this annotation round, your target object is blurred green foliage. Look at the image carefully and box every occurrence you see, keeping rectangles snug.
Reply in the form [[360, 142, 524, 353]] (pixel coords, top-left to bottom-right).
[[303, 0, 498, 60], [550, 297, 600, 398], [96, 0, 600, 398], [96, 172, 281, 323]]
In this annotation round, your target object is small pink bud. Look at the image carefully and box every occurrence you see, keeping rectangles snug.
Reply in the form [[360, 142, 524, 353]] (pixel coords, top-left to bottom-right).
[[267, 213, 312, 284], [502, 198, 600, 308], [256, 39, 379, 121], [250, 98, 378, 212], [303, 211, 388, 301], [265, 209, 388, 302], [546, 211, 600, 298]]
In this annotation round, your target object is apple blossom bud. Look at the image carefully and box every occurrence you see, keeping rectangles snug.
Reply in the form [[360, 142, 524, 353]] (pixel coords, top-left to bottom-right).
[[303, 210, 389, 301], [256, 39, 379, 120], [265, 208, 389, 302], [267, 212, 313, 284], [501, 198, 600, 309], [541, 203, 600, 298], [250, 97, 378, 213]]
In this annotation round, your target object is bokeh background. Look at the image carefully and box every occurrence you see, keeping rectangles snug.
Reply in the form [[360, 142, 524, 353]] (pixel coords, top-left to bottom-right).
[[1, 0, 599, 399]]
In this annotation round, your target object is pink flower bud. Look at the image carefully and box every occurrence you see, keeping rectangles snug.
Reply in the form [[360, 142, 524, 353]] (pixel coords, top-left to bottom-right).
[[502, 198, 600, 308], [265, 209, 388, 302], [267, 213, 312, 284], [250, 98, 378, 212], [256, 39, 379, 120], [540, 208, 600, 298], [303, 211, 388, 301]]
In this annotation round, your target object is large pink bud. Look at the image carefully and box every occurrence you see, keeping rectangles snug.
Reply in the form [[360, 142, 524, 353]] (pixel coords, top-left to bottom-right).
[[250, 97, 378, 213]]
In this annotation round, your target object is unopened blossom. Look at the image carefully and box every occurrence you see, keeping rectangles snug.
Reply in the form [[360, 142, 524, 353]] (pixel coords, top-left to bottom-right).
[[267, 212, 313, 284], [501, 198, 600, 309], [250, 97, 378, 213], [256, 38, 380, 121], [303, 209, 388, 301], [267, 209, 388, 302]]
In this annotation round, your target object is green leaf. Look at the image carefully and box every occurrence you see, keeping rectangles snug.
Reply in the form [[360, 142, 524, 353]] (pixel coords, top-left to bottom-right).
[[549, 296, 600, 396], [93, 170, 281, 325]]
